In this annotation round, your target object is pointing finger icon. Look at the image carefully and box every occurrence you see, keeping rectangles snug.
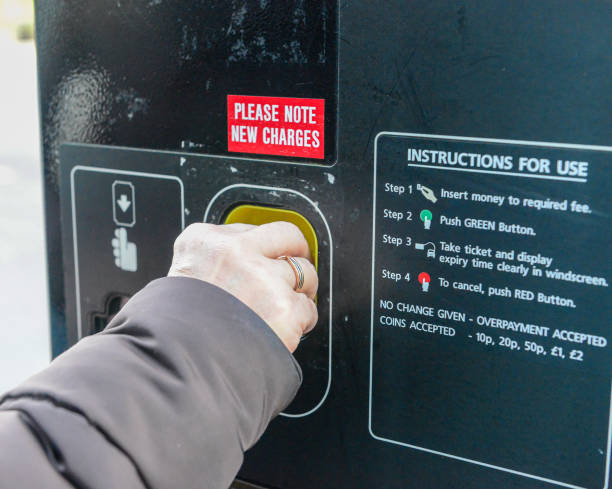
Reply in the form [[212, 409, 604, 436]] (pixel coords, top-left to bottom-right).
[[111, 227, 138, 272], [112, 227, 126, 243]]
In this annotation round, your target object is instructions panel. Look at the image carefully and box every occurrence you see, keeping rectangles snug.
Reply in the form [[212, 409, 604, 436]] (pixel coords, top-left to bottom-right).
[[370, 134, 611, 489]]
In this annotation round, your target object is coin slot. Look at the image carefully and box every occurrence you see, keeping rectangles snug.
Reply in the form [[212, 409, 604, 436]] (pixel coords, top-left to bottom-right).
[[224, 204, 318, 271]]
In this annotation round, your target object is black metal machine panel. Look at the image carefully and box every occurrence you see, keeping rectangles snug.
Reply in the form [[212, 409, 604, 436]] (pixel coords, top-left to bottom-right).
[[37, 1, 612, 488]]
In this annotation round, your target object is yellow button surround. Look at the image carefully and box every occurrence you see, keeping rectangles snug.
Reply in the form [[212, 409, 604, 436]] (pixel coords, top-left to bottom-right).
[[224, 204, 318, 270]]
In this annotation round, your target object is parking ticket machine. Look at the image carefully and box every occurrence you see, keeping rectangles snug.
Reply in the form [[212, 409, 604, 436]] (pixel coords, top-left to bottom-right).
[[36, 2, 612, 488]]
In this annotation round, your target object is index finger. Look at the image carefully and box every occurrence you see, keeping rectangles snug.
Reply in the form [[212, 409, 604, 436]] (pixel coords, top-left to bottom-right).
[[248, 221, 311, 260]]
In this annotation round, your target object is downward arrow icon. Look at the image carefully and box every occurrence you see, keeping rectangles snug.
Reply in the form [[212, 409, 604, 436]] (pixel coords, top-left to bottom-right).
[[112, 181, 135, 227], [117, 194, 132, 212]]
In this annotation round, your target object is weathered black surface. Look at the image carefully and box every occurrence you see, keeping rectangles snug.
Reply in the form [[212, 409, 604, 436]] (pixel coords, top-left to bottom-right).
[[37, 1, 612, 488]]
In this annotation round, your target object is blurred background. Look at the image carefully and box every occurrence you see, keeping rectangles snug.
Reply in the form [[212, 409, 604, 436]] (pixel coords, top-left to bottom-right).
[[0, 0, 50, 393]]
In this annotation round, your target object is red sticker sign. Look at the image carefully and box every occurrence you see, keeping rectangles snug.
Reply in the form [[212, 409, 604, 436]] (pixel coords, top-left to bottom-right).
[[227, 95, 325, 159]]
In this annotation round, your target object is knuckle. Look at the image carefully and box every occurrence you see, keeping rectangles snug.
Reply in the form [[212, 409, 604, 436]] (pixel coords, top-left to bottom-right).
[[275, 293, 295, 318], [173, 232, 189, 254], [309, 297, 318, 316], [185, 222, 209, 236], [207, 239, 240, 270], [250, 259, 274, 283], [283, 221, 302, 235], [175, 223, 209, 248], [290, 317, 305, 341], [303, 296, 318, 327], [173, 223, 245, 268], [204, 228, 241, 256], [298, 294, 317, 320], [292, 316, 304, 336], [305, 261, 319, 287], [286, 335, 300, 353], [172, 235, 183, 253], [296, 291, 309, 306], [273, 221, 306, 241], [310, 304, 319, 327]]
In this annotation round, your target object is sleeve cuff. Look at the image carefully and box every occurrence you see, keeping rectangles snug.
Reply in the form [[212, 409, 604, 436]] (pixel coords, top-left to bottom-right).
[[1, 276, 302, 489]]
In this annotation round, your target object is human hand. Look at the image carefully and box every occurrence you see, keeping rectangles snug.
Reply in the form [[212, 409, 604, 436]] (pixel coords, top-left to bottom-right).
[[168, 222, 318, 352], [418, 184, 438, 203]]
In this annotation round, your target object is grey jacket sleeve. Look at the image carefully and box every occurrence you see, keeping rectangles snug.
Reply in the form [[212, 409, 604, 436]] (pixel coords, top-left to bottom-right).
[[0, 276, 302, 489]]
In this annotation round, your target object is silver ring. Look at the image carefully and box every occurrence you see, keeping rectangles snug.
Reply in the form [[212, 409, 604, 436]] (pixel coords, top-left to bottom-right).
[[279, 255, 305, 291]]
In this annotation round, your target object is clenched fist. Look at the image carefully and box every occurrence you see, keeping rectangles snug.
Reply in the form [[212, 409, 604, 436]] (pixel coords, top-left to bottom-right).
[[168, 222, 318, 352]]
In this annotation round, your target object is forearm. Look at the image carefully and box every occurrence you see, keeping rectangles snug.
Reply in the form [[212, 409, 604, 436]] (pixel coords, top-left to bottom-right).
[[0, 277, 302, 489], [0, 410, 75, 489]]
